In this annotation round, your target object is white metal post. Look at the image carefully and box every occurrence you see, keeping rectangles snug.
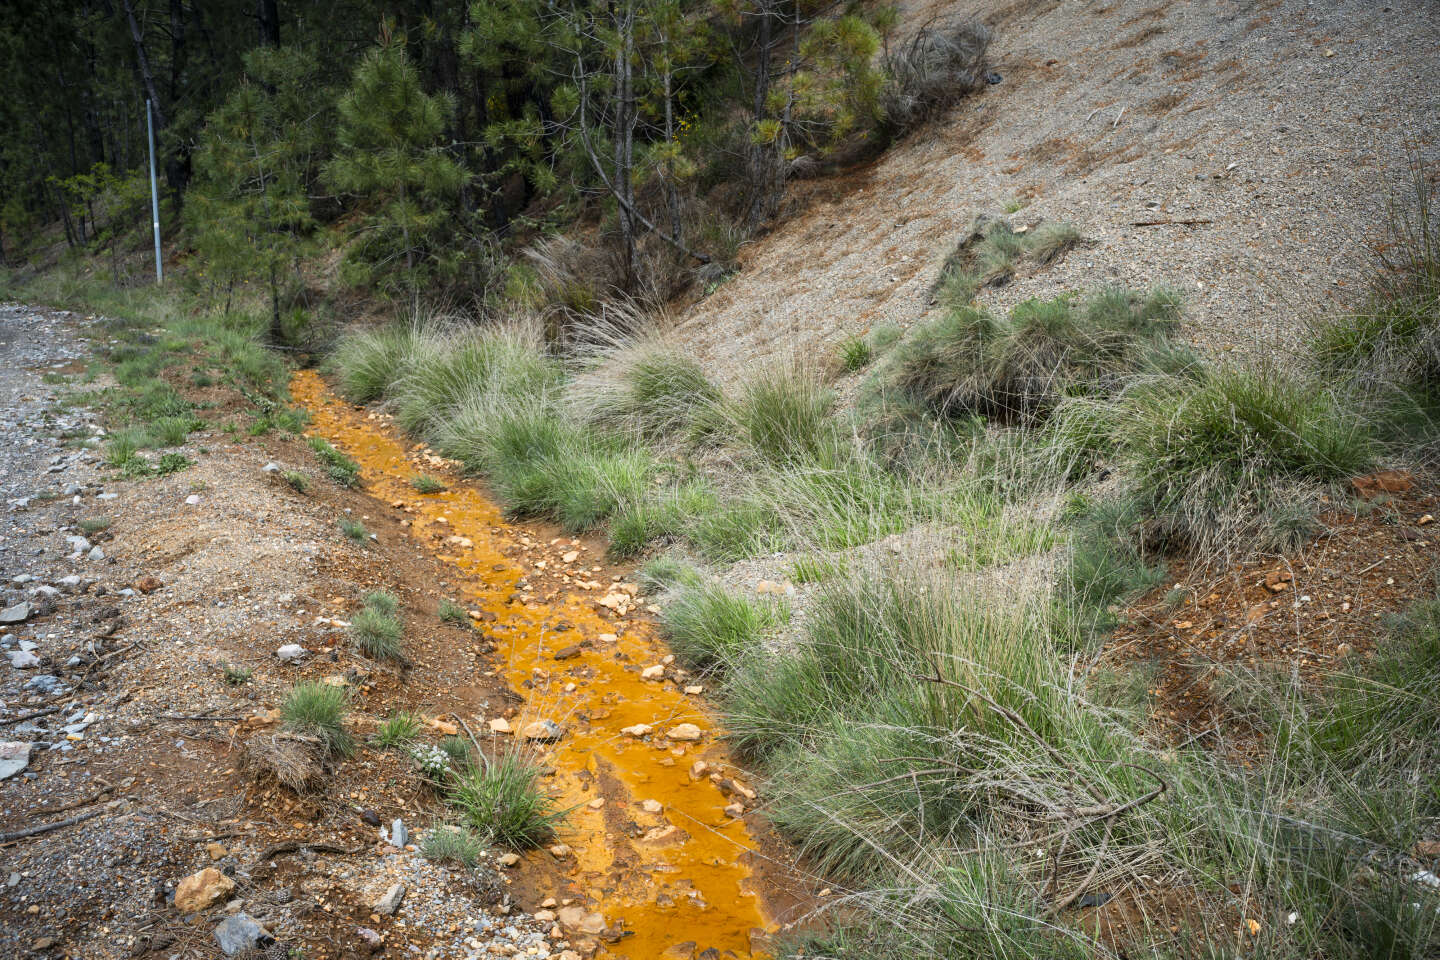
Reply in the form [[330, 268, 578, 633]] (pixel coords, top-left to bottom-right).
[[146, 99, 163, 284]]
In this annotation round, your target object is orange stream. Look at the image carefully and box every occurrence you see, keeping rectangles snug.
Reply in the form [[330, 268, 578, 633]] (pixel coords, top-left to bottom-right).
[[291, 371, 772, 959]]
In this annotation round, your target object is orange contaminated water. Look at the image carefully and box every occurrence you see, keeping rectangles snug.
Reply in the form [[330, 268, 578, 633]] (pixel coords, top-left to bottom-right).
[[291, 370, 773, 959]]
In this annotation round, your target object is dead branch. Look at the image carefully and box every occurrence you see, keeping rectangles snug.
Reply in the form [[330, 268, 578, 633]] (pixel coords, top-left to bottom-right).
[[0, 705, 63, 726], [0, 806, 107, 844], [255, 840, 362, 862]]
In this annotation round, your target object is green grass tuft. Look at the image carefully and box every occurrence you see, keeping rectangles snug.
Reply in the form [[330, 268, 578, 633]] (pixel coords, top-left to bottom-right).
[[446, 747, 566, 850], [661, 580, 786, 672], [410, 473, 447, 494], [339, 516, 370, 543], [437, 598, 470, 626], [281, 681, 354, 756], [352, 590, 403, 660], [282, 470, 310, 493], [374, 711, 424, 748], [420, 825, 484, 868]]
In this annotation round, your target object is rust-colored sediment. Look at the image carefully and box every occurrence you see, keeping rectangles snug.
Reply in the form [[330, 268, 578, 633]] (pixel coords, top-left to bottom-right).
[[291, 370, 773, 958]]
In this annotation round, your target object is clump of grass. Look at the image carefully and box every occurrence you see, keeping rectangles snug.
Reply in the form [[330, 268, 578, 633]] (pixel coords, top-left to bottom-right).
[[149, 415, 194, 447], [578, 347, 723, 439], [281, 681, 354, 757], [446, 747, 566, 850], [733, 366, 837, 463], [789, 555, 845, 583], [308, 436, 361, 488], [932, 217, 1085, 305], [638, 554, 703, 593], [104, 430, 148, 467], [282, 469, 310, 493], [437, 598, 470, 626], [221, 663, 253, 686], [352, 590, 404, 661], [328, 325, 416, 403], [420, 825, 484, 868], [339, 516, 370, 544], [77, 517, 112, 535], [870, 287, 1181, 426], [838, 335, 873, 372], [1118, 366, 1372, 553], [374, 710, 424, 748], [410, 474, 447, 494], [661, 580, 786, 672]]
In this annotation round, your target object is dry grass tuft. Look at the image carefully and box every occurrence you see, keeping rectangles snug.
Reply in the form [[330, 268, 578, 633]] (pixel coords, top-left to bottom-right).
[[242, 732, 325, 791]]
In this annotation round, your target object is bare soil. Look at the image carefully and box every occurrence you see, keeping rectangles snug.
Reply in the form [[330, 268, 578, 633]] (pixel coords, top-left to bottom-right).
[[0, 307, 808, 960], [675, 0, 1440, 379]]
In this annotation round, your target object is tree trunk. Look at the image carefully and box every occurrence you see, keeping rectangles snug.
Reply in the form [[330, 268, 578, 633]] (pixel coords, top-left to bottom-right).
[[257, 0, 280, 46], [746, 0, 775, 226], [612, 3, 637, 289]]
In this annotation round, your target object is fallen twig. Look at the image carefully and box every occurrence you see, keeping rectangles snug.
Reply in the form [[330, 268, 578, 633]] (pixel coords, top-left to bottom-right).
[[0, 806, 106, 844], [256, 840, 363, 862], [1130, 218, 1214, 227], [160, 713, 242, 722], [0, 705, 63, 727]]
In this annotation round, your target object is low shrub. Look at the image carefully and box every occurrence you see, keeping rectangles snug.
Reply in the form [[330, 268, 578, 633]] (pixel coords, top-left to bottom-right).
[[879, 18, 991, 137], [411, 473, 447, 494]]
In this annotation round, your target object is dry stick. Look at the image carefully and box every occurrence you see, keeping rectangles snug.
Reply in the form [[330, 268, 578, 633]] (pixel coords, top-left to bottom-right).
[[1130, 218, 1214, 227], [29, 778, 117, 817], [1047, 818, 1115, 916], [256, 840, 362, 862], [0, 806, 106, 844], [0, 704, 62, 726]]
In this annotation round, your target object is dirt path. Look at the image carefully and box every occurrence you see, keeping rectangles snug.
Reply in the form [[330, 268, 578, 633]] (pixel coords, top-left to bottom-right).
[[291, 372, 779, 959], [0, 306, 797, 959]]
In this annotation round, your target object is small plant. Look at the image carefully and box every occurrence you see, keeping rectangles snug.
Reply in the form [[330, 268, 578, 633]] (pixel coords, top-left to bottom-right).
[[77, 517, 112, 535], [838, 335, 873, 372], [421, 825, 484, 868], [375, 710, 423, 748], [447, 746, 566, 849], [150, 415, 194, 447], [222, 663, 253, 686], [352, 590, 404, 660], [307, 436, 361, 488], [438, 735, 474, 772], [155, 452, 194, 475], [339, 516, 370, 544], [282, 470, 310, 493], [411, 474, 447, 494], [281, 681, 354, 756], [411, 743, 455, 780], [437, 598, 470, 626]]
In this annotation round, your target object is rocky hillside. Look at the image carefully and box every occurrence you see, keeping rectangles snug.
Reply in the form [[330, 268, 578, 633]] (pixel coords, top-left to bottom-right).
[[674, 0, 1440, 374]]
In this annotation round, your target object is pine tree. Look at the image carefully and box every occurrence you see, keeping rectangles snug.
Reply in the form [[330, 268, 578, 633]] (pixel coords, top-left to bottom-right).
[[324, 37, 466, 293], [187, 45, 327, 339]]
